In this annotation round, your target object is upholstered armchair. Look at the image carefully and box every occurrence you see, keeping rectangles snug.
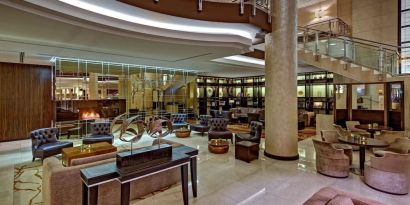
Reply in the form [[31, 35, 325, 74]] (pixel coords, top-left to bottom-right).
[[247, 113, 260, 126], [321, 130, 353, 165], [346, 121, 364, 132], [235, 121, 263, 144], [373, 130, 410, 156], [313, 139, 350, 178], [190, 115, 211, 136], [82, 122, 114, 144], [31, 128, 73, 161], [171, 114, 188, 130], [364, 152, 410, 195], [221, 111, 232, 123], [208, 118, 233, 143]]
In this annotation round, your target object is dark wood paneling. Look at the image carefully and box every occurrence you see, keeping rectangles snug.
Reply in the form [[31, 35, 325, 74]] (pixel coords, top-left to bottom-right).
[[351, 110, 384, 125], [117, 0, 271, 31], [335, 109, 348, 127], [0, 63, 52, 142]]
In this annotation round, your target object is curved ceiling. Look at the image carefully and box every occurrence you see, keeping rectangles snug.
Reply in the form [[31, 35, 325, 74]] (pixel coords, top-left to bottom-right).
[[0, 0, 323, 77]]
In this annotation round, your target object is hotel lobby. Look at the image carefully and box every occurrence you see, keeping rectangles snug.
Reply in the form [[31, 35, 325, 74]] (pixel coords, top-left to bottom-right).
[[1, 0, 410, 205]]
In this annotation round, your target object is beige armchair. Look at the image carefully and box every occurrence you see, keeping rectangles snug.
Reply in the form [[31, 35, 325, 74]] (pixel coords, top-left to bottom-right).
[[333, 124, 359, 151], [364, 152, 410, 195], [321, 130, 353, 165], [344, 121, 371, 137], [313, 139, 350, 178], [374, 131, 410, 155]]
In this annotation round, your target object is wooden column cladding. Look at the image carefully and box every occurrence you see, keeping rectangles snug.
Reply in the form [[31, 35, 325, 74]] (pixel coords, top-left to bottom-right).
[[0, 62, 52, 142]]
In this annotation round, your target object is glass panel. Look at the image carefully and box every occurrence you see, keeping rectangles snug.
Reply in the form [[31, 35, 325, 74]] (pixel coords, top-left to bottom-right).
[[390, 83, 403, 111], [352, 84, 385, 110], [335, 85, 347, 109], [312, 85, 326, 97]]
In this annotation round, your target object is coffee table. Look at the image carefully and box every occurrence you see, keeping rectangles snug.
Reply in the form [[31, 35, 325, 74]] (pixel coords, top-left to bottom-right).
[[338, 136, 388, 175], [208, 139, 229, 154], [62, 142, 117, 167], [355, 124, 392, 138]]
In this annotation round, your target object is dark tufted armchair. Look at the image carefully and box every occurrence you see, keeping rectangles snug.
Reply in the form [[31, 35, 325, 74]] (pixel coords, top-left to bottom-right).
[[82, 122, 114, 144], [208, 118, 233, 143], [171, 114, 188, 130], [190, 115, 211, 136], [30, 128, 73, 162], [235, 121, 263, 144]]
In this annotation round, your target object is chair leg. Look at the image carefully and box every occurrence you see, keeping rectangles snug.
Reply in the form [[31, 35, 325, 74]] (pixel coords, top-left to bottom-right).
[[32, 157, 35, 162]]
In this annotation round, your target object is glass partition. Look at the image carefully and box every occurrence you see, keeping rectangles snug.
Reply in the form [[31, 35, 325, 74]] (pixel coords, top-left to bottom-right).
[[352, 84, 385, 110], [54, 57, 197, 134]]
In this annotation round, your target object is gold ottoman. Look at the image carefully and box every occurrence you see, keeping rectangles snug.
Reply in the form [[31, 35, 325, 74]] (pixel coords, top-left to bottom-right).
[[208, 139, 229, 154]]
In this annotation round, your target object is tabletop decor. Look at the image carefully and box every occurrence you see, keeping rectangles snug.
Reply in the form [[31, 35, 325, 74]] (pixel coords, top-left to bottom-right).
[[113, 114, 174, 173]]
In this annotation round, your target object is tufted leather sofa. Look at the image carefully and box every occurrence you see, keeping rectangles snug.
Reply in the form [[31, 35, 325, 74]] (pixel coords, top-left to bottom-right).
[[235, 121, 263, 144], [82, 122, 114, 144], [171, 114, 188, 130], [190, 115, 211, 136], [313, 139, 350, 178], [364, 152, 410, 195], [30, 128, 73, 162], [208, 118, 233, 143]]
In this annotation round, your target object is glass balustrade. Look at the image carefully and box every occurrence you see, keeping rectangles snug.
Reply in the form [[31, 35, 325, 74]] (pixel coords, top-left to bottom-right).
[[299, 28, 401, 76]]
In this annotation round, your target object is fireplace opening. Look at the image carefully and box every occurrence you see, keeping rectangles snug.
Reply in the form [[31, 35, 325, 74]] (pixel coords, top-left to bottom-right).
[[80, 108, 101, 120]]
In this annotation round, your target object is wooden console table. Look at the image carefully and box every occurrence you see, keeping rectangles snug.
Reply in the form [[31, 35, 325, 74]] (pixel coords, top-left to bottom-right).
[[80, 146, 198, 205]]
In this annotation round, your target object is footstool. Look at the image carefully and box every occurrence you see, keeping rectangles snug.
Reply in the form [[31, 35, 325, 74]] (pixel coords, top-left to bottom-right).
[[235, 141, 259, 163]]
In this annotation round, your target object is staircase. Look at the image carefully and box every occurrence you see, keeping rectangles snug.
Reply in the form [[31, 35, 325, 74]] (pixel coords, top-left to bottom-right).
[[297, 22, 400, 82]]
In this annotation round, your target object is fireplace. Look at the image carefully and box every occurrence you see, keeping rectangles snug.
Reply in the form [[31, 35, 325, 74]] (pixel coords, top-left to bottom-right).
[[79, 108, 101, 120]]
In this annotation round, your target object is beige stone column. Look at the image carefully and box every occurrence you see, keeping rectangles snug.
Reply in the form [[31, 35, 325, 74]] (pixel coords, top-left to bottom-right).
[[264, 0, 298, 160], [88, 72, 99, 99]]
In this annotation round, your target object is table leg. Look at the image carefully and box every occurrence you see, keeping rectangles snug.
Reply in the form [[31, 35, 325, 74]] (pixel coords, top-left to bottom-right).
[[181, 164, 189, 205], [83, 183, 98, 205], [121, 182, 130, 205], [190, 157, 197, 197], [359, 146, 366, 176]]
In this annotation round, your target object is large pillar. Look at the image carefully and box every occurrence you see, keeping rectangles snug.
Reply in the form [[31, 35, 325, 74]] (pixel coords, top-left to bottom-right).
[[264, 0, 298, 160]]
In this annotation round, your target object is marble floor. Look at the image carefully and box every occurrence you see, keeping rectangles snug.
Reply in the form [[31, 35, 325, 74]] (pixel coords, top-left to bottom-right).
[[0, 132, 409, 205]]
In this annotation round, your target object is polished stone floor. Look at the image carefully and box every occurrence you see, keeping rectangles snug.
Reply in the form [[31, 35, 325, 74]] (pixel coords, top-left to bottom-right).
[[0, 132, 409, 205]]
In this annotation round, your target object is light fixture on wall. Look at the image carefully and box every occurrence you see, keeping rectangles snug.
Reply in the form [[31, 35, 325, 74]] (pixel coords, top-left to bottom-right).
[[315, 9, 323, 19]]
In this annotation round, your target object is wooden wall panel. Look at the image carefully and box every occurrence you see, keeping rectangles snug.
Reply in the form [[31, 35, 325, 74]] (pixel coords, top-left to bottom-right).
[[0, 62, 52, 142]]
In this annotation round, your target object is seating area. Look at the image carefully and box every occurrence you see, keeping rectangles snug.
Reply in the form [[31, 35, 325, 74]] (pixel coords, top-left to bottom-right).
[[1, 0, 410, 205]]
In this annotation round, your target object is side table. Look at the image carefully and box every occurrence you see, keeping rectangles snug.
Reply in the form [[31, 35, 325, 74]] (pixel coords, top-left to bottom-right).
[[235, 141, 259, 163]]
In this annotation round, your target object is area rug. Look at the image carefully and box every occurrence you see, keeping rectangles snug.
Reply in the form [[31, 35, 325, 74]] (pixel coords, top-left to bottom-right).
[[14, 161, 43, 205]]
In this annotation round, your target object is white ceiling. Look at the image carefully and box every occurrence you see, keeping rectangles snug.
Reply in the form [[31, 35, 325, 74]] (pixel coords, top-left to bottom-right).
[[0, 0, 323, 77]]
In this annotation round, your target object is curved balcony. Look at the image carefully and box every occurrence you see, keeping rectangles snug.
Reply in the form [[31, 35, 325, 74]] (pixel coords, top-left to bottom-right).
[[117, 0, 272, 31]]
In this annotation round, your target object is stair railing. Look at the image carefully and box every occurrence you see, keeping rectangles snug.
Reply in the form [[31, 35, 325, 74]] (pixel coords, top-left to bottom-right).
[[298, 26, 405, 76]]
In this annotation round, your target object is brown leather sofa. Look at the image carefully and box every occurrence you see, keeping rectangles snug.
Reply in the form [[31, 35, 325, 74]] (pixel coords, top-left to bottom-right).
[[82, 122, 114, 144], [30, 128, 73, 162], [364, 152, 410, 195], [304, 186, 386, 205], [235, 121, 263, 144], [313, 139, 350, 178], [42, 141, 181, 205], [190, 115, 211, 136], [208, 118, 233, 143]]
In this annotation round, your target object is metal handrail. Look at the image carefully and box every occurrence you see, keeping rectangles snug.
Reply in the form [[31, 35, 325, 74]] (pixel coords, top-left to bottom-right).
[[303, 18, 351, 36]]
